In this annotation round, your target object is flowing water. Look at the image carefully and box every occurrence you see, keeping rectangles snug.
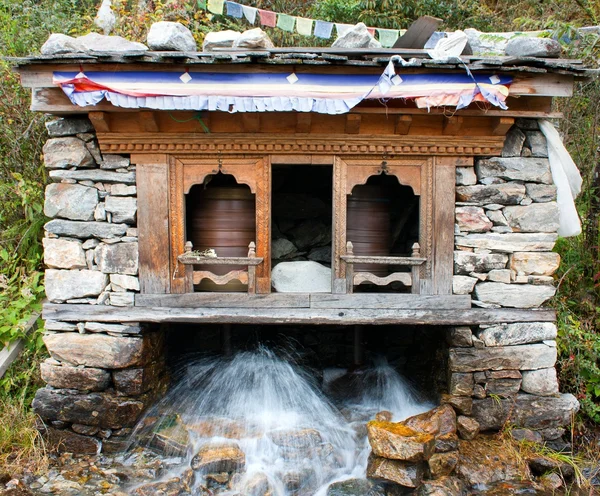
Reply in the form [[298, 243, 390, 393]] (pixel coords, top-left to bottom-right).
[[128, 347, 433, 495]]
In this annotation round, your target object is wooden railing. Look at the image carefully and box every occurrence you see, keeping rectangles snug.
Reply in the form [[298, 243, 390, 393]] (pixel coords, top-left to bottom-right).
[[340, 241, 426, 294], [178, 242, 263, 294]]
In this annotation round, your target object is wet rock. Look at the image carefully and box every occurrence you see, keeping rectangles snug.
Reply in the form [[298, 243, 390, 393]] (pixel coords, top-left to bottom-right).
[[241, 472, 273, 496], [102, 438, 130, 454], [472, 393, 579, 431], [43, 137, 95, 169], [416, 476, 466, 495], [44, 183, 98, 221], [366, 420, 435, 462], [333, 22, 381, 48], [40, 362, 111, 391], [149, 423, 190, 457], [71, 423, 100, 435], [104, 196, 137, 224], [147, 21, 197, 51], [95, 242, 139, 275], [449, 343, 556, 372], [367, 455, 424, 488], [130, 476, 193, 496], [474, 282, 555, 308], [449, 373, 474, 396], [454, 252, 508, 275], [113, 362, 163, 396], [484, 377, 522, 397], [502, 127, 526, 157], [403, 404, 456, 436], [191, 441, 245, 473], [44, 426, 101, 454], [203, 30, 241, 51], [503, 203, 559, 233], [46, 117, 94, 137], [476, 322, 557, 346], [77, 32, 148, 52], [527, 456, 575, 479], [456, 167, 477, 186], [44, 332, 158, 369], [456, 183, 526, 205], [440, 394, 472, 416], [505, 37, 561, 58], [234, 28, 274, 49], [434, 433, 459, 453], [375, 411, 393, 422], [455, 233, 557, 253], [43, 238, 86, 269], [456, 416, 479, 440], [511, 428, 543, 443], [45, 219, 129, 239], [452, 275, 477, 295], [456, 438, 526, 485], [525, 183, 557, 203], [521, 368, 559, 396], [45, 269, 108, 302], [271, 261, 331, 293], [268, 428, 322, 448], [33, 388, 144, 429], [456, 207, 492, 233], [326, 478, 384, 495], [476, 157, 553, 184], [428, 451, 459, 478], [186, 418, 260, 439]]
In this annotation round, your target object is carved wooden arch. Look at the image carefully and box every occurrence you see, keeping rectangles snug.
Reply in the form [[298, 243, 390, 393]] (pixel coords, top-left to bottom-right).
[[344, 159, 425, 196], [179, 158, 262, 194]]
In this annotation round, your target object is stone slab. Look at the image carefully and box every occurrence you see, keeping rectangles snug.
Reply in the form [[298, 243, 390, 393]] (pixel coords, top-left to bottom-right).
[[45, 269, 108, 302], [449, 343, 557, 372], [455, 233, 558, 253], [40, 362, 111, 391], [44, 183, 98, 221], [476, 322, 557, 346], [43, 238, 86, 269], [45, 219, 128, 239], [49, 169, 136, 185], [474, 282, 555, 308], [476, 157, 553, 184]]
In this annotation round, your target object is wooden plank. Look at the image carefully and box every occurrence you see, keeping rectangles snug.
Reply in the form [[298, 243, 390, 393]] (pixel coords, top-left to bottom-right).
[[436, 157, 473, 167], [193, 270, 248, 286], [395, 115, 412, 135], [179, 256, 263, 265], [510, 73, 574, 97], [310, 294, 471, 309], [393, 16, 442, 49], [242, 113, 260, 133], [432, 160, 455, 295], [43, 303, 556, 326], [136, 293, 311, 308], [136, 161, 171, 293], [345, 114, 361, 134], [169, 157, 188, 293], [342, 255, 425, 265], [0, 312, 39, 379], [492, 117, 515, 136], [89, 111, 111, 132], [296, 113, 312, 133], [443, 116, 464, 135], [255, 157, 272, 293]]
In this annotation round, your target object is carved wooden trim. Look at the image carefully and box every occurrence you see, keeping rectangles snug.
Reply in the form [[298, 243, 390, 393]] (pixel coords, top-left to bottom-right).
[[332, 157, 348, 293], [342, 159, 425, 196], [422, 157, 435, 280], [168, 157, 188, 293], [97, 133, 505, 157], [354, 272, 412, 287], [180, 159, 259, 194], [255, 157, 271, 294], [193, 270, 249, 286]]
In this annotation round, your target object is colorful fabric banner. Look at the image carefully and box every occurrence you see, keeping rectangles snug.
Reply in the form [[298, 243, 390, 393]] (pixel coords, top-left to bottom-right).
[[207, 0, 224, 15], [296, 17, 313, 36], [335, 23, 352, 37], [276, 13, 296, 32], [377, 28, 399, 47], [242, 5, 257, 24], [314, 20, 333, 39], [258, 9, 276, 27], [225, 1, 243, 18]]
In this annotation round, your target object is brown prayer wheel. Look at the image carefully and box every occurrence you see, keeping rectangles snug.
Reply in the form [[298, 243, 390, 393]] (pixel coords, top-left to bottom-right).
[[346, 184, 391, 276], [188, 186, 256, 291]]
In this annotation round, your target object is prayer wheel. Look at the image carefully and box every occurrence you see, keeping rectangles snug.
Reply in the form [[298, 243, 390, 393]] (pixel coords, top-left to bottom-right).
[[346, 185, 391, 276], [188, 186, 256, 291]]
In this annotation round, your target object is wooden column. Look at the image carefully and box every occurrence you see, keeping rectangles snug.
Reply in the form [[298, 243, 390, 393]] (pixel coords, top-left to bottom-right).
[[332, 157, 348, 294], [169, 157, 190, 293], [255, 157, 272, 294]]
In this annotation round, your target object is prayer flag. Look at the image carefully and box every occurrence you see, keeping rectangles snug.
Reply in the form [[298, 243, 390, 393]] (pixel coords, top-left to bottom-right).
[[258, 9, 276, 27], [207, 0, 224, 15], [367, 27, 376, 36], [296, 17, 313, 36], [277, 14, 296, 32], [377, 28, 399, 47], [225, 1, 243, 18], [197, 0, 207, 9], [242, 5, 257, 24], [335, 23, 352, 37], [314, 20, 333, 39]]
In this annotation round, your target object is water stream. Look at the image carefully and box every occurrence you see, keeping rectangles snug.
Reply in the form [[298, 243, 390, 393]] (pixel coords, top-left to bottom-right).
[[128, 347, 433, 495]]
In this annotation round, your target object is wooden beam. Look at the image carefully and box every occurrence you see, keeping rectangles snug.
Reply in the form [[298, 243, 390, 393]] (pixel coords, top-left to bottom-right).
[[436, 157, 473, 166], [345, 114, 361, 134], [140, 111, 159, 132], [394, 115, 413, 135], [296, 113, 312, 133], [242, 113, 260, 133], [492, 117, 515, 136], [443, 116, 464, 135], [43, 303, 556, 326], [88, 111, 111, 133], [310, 294, 471, 309], [136, 293, 310, 308]]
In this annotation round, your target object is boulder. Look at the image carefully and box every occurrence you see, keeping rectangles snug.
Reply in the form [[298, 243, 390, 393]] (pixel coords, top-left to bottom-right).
[[271, 238, 298, 259], [43, 137, 95, 169], [44, 427, 101, 455], [40, 33, 85, 55], [505, 37, 561, 58], [455, 233, 558, 253], [474, 282, 555, 308], [476, 157, 553, 184], [428, 452, 459, 478], [95, 242, 139, 275], [403, 404, 457, 436], [332, 22, 381, 49], [33, 388, 145, 429], [45, 269, 107, 302], [45, 219, 128, 239], [104, 196, 137, 224], [233, 28, 274, 49], [49, 169, 136, 184], [367, 455, 424, 488], [40, 362, 111, 391], [288, 220, 331, 250], [471, 393, 579, 431], [456, 416, 479, 440], [46, 117, 94, 137], [476, 322, 557, 346], [455, 207, 492, 233], [366, 420, 435, 462], [456, 183, 526, 205], [202, 30, 241, 51], [454, 251, 508, 274], [449, 343, 557, 372], [503, 203, 559, 233], [44, 183, 98, 221], [455, 167, 477, 186], [271, 261, 331, 293], [191, 441, 245, 473], [452, 276, 477, 295], [268, 428, 322, 448], [326, 479, 383, 496], [525, 183, 557, 203], [113, 362, 164, 396], [43, 238, 86, 269], [449, 373, 474, 396], [147, 21, 197, 51], [447, 327, 473, 347], [43, 332, 158, 369], [501, 127, 526, 157], [521, 368, 559, 396], [434, 433, 459, 453], [416, 477, 466, 496], [110, 274, 140, 292], [76, 32, 148, 52]]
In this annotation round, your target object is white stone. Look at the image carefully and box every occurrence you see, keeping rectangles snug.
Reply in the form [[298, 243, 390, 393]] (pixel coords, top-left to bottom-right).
[[94, 203, 107, 222], [40, 34, 84, 55], [95, 242, 138, 275], [474, 282, 555, 308], [456, 167, 477, 186], [509, 252, 560, 276], [101, 155, 130, 170], [505, 37, 561, 58], [44, 183, 98, 221], [455, 233, 557, 253], [271, 261, 331, 293], [454, 251, 508, 274], [487, 269, 511, 283], [486, 210, 509, 227], [332, 22, 381, 49], [43, 238, 86, 269], [452, 275, 477, 295], [147, 21, 197, 51], [76, 32, 148, 52], [110, 292, 135, 306], [110, 274, 140, 292], [503, 203, 559, 233], [456, 206, 492, 233], [525, 183, 556, 203], [521, 368, 560, 396], [45, 269, 108, 302], [43, 137, 95, 169], [49, 169, 136, 185], [476, 157, 553, 184], [233, 28, 274, 49], [477, 322, 557, 346], [104, 196, 137, 224], [110, 184, 136, 196], [202, 30, 241, 51]]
